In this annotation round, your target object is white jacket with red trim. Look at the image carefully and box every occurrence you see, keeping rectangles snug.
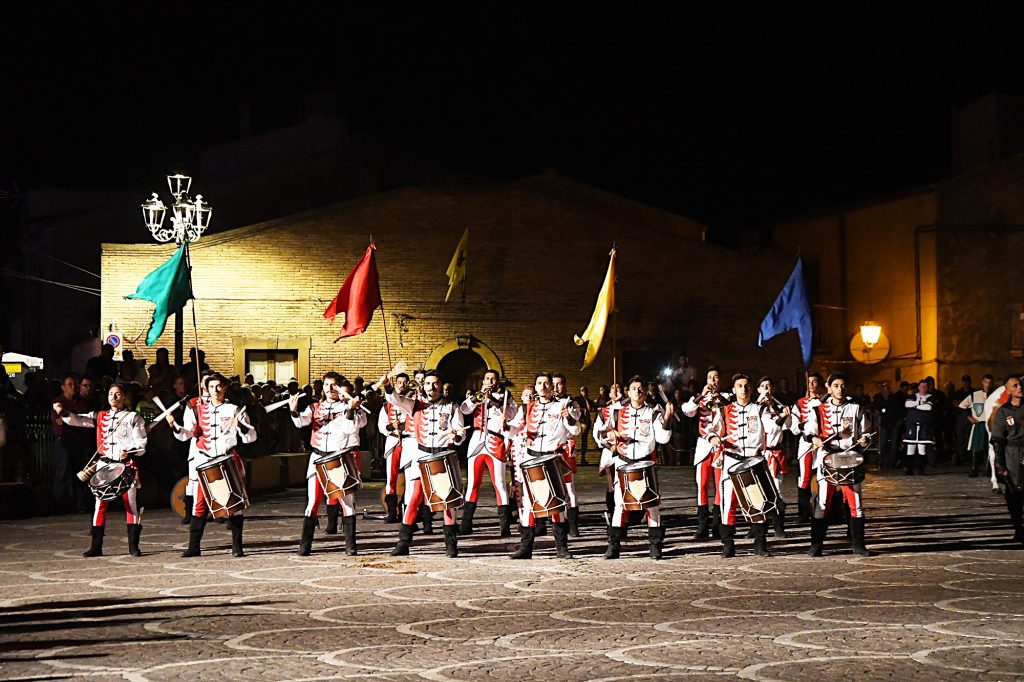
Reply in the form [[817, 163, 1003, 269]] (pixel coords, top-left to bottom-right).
[[64, 409, 147, 473], [292, 399, 366, 478], [460, 393, 518, 459]]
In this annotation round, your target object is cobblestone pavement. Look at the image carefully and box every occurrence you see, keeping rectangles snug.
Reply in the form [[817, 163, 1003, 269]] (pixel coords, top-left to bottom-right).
[[1, 465, 1022, 681]]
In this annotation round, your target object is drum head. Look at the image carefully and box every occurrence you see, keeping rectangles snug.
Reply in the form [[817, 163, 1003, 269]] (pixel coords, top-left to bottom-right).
[[420, 451, 453, 463], [727, 456, 765, 475], [520, 453, 562, 469], [90, 463, 125, 487], [313, 452, 345, 466], [620, 460, 655, 473], [824, 452, 864, 469], [170, 476, 189, 519], [197, 455, 233, 471]]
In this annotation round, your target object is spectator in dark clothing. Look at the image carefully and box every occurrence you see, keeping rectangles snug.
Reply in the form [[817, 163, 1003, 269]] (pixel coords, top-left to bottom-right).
[[85, 344, 118, 382], [52, 374, 92, 512], [874, 382, 904, 470]]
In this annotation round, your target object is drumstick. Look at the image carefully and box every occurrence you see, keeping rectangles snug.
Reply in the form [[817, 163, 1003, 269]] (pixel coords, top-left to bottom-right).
[[263, 396, 293, 414], [148, 396, 187, 433]]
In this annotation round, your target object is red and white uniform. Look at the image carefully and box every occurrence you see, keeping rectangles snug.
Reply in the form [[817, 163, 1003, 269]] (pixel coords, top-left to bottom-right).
[[377, 398, 414, 495], [790, 395, 822, 490], [594, 402, 671, 528], [293, 400, 366, 518], [508, 397, 581, 526], [385, 392, 466, 526], [182, 397, 205, 498], [682, 392, 729, 507], [758, 400, 792, 494], [804, 397, 867, 519], [63, 409, 147, 527], [174, 400, 256, 517], [708, 401, 786, 525], [460, 393, 517, 506]]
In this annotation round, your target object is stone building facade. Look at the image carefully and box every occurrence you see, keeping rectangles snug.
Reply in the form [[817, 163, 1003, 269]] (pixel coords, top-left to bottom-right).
[[101, 173, 803, 394]]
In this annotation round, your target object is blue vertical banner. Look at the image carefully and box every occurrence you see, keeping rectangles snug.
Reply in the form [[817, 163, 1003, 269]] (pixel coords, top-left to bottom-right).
[[758, 258, 813, 369]]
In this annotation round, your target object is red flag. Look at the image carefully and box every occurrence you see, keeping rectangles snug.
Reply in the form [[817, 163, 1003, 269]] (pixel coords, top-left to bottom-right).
[[324, 242, 382, 341]]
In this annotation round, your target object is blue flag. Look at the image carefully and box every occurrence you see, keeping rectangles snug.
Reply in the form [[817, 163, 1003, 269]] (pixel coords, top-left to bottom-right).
[[758, 258, 813, 369]]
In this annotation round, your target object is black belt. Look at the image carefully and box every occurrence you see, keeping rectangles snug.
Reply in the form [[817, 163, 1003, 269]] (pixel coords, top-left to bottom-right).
[[615, 454, 652, 464], [486, 429, 504, 438], [527, 448, 560, 458], [312, 448, 355, 457], [418, 444, 453, 455]]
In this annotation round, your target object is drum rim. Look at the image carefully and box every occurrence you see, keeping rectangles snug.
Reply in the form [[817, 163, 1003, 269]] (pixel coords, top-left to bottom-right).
[[619, 460, 656, 472], [823, 452, 864, 469], [520, 453, 562, 469], [727, 455, 766, 474], [197, 454, 235, 470], [420, 451, 455, 463], [89, 463, 127, 486], [313, 451, 347, 465]]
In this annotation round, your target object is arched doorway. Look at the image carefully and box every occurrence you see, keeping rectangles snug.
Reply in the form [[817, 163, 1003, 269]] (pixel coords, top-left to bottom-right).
[[436, 349, 488, 403]]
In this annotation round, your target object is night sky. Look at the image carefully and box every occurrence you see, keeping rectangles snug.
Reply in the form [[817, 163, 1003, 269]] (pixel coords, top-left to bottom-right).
[[4, 4, 1023, 236]]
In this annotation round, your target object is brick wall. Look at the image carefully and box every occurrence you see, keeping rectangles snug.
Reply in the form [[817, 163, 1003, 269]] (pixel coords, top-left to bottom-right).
[[102, 175, 803, 390]]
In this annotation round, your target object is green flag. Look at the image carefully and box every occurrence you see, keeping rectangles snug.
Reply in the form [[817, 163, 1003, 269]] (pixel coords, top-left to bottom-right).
[[125, 243, 192, 346]]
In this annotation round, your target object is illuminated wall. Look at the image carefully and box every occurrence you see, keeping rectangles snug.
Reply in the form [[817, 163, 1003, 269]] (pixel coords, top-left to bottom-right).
[[101, 174, 803, 390]]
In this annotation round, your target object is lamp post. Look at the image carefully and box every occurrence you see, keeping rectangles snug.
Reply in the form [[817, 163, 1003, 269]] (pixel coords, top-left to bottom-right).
[[859, 320, 882, 349], [140, 174, 213, 371]]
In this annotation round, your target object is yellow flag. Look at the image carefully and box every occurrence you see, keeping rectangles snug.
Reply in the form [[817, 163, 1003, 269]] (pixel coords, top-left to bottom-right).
[[574, 247, 616, 369], [445, 228, 469, 302]]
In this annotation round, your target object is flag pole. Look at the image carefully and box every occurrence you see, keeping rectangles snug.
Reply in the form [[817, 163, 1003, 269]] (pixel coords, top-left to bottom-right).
[[370, 237, 395, 372], [612, 242, 618, 384], [185, 241, 202, 386]]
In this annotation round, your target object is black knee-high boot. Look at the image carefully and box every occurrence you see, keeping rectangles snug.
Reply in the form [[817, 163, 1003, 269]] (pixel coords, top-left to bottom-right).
[[510, 525, 535, 559], [180, 496, 193, 525], [459, 501, 477, 536], [711, 505, 721, 539], [753, 523, 771, 557], [774, 502, 786, 538], [851, 517, 869, 556], [127, 524, 142, 557], [567, 506, 580, 537], [693, 504, 710, 539], [797, 488, 811, 524], [298, 516, 316, 556], [391, 523, 414, 556], [384, 493, 400, 523], [83, 525, 104, 557], [648, 526, 665, 560], [605, 491, 615, 516], [498, 505, 512, 537], [720, 523, 735, 558], [229, 516, 245, 557], [603, 525, 620, 559], [325, 504, 340, 535], [420, 504, 434, 535], [808, 517, 827, 557], [182, 516, 206, 557], [553, 521, 572, 559], [343, 516, 358, 556], [443, 525, 459, 558]]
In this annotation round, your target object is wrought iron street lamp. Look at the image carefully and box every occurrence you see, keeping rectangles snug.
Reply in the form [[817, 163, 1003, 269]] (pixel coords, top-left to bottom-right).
[[140, 174, 213, 370]]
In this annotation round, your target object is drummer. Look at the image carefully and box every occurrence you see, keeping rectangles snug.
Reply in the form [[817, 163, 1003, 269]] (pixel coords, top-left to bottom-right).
[[756, 377, 793, 538], [55, 383, 148, 558], [459, 370, 518, 537], [506, 372, 582, 560], [682, 365, 729, 540], [170, 372, 256, 558], [596, 376, 673, 560], [291, 372, 367, 556], [381, 370, 466, 558], [707, 373, 790, 558], [594, 382, 624, 522], [805, 372, 871, 557], [790, 372, 824, 524], [378, 372, 414, 523]]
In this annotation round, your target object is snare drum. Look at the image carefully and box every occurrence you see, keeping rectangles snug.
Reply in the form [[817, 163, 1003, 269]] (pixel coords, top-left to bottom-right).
[[314, 450, 362, 501], [727, 456, 780, 523], [616, 460, 660, 510], [519, 454, 569, 518], [821, 450, 865, 486], [418, 452, 464, 512], [88, 460, 136, 501], [197, 454, 249, 518]]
